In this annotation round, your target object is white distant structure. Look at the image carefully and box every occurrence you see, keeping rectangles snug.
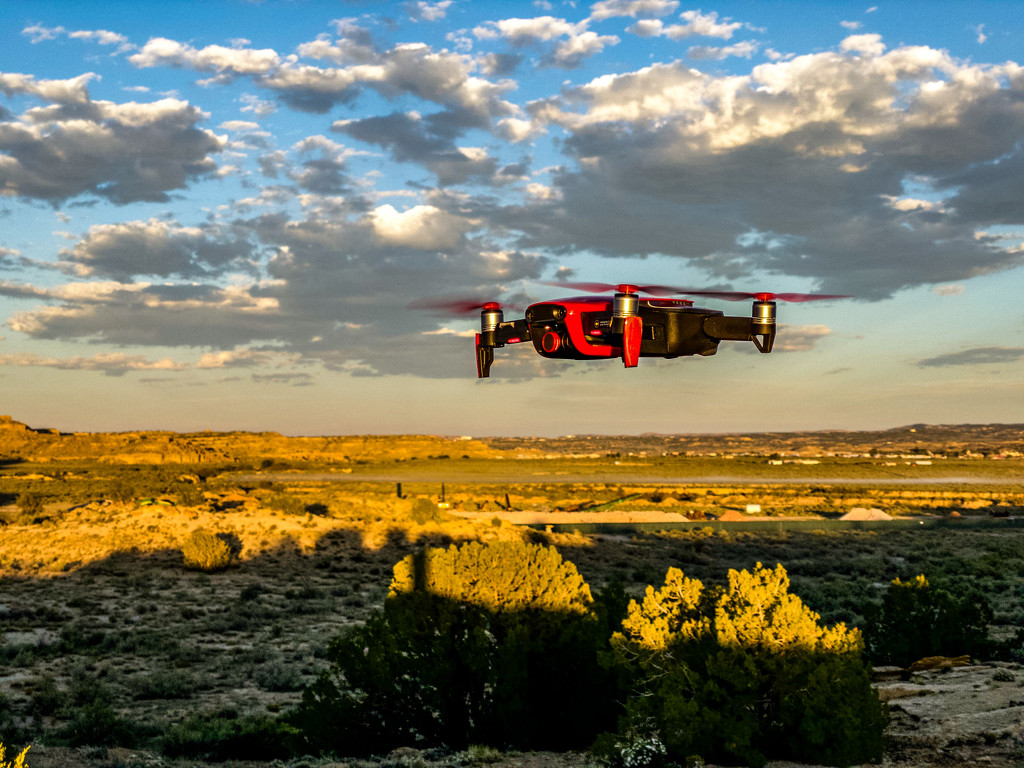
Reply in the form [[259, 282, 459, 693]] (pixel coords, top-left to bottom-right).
[[745, 504, 762, 514], [841, 507, 892, 521]]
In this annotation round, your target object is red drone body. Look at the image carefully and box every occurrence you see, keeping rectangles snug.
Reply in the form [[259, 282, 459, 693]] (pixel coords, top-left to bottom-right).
[[411, 283, 849, 378]]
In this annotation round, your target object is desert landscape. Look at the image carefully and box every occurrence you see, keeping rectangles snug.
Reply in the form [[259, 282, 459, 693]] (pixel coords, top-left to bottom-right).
[[2, 416, 1024, 768]]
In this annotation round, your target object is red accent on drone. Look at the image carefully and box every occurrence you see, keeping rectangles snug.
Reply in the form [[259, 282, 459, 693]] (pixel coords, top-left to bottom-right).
[[621, 315, 642, 368]]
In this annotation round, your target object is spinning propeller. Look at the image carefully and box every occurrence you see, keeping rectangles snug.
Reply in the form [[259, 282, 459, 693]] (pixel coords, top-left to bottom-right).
[[406, 296, 521, 315], [544, 281, 851, 303]]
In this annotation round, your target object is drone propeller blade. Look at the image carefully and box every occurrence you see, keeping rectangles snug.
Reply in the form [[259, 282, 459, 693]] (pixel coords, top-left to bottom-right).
[[408, 296, 521, 315], [544, 282, 851, 303], [543, 280, 620, 293], [544, 281, 689, 296], [679, 290, 852, 302]]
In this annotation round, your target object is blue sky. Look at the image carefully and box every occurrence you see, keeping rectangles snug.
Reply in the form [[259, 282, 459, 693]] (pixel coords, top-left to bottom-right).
[[1, 0, 1022, 436]]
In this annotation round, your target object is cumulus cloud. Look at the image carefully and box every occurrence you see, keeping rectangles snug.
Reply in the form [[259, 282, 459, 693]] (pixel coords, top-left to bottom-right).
[[630, 9, 743, 40], [0, 351, 187, 376], [7, 281, 283, 349], [688, 40, 759, 60], [369, 204, 477, 249], [589, 0, 679, 21], [917, 347, 1024, 367], [130, 37, 281, 76], [6, 13, 1024, 385], [772, 324, 832, 352], [129, 33, 518, 123], [406, 1, 453, 22], [0, 78, 224, 204], [0, 71, 98, 103], [473, 16, 618, 68], [512, 40, 1024, 298], [58, 219, 256, 281]]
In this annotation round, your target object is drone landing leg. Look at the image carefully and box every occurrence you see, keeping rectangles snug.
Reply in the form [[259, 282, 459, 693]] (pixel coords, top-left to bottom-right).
[[475, 334, 494, 378], [622, 315, 642, 368]]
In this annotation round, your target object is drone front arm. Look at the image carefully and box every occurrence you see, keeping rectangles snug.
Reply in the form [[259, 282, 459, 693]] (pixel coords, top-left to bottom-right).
[[702, 314, 776, 353], [476, 319, 532, 378]]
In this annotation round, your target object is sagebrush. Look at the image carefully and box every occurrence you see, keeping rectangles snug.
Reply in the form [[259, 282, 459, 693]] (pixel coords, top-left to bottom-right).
[[181, 529, 233, 572]]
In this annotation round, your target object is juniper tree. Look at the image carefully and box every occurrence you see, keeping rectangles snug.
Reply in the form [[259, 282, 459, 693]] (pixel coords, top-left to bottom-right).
[[612, 563, 885, 767], [295, 539, 615, 755]]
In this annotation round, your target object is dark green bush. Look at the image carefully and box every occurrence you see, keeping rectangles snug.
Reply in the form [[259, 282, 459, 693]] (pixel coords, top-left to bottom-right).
[[293, 540, 615, 755], [161, 713, 298, 761], [55, 671, 147, 748], [864, 574, 994, 665]]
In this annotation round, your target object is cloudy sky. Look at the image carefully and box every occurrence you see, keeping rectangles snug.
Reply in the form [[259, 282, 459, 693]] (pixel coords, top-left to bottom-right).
[[1, 0, 1022, 436]]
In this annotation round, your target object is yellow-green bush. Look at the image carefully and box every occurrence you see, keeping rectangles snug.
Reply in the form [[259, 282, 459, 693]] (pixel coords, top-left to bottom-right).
[[0, 743, 29, 768], [610, 562, 886, 767], [182, 529, 232, 572]]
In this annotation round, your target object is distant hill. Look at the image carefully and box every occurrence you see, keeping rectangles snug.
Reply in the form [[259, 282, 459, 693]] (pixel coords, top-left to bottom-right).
[[0, 415, 499, 465], [482, 424, 1024, 457], [1, 415, 1020, 463]]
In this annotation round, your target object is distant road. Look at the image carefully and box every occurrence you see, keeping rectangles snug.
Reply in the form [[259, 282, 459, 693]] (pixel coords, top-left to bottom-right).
[[236, 471, 1023, 485]]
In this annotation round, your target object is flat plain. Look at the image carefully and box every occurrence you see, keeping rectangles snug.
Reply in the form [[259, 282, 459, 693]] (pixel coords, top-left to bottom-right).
[[1, 417, 1023, 767]]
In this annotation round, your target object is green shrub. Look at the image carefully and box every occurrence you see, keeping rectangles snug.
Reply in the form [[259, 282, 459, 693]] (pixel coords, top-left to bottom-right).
[[294, 540, 615, 755], [864, 574, 993, 665], [161, 713, 298, 761], [55, 671, 145, 748], [181, 529, 233, 572], [127, 669, 195, 700], [410, 497, 439, 524], [16, 494, 44, 520], [611, 563, 886, 767]]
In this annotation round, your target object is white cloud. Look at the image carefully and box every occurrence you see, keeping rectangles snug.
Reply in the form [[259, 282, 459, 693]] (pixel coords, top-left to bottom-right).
[[589, 0, 679, 20], [473, 16, 618, 68], [21, 23, 65, 43], [0, 352, 187, 376], [624, 10, 743, 41], [422, 327, 476, 337], [196, 348, 300, 368], [514, 37, 1024, 299], [68, 29, 132, 50], [840, 33, 886, 56], [773, 324, 832, 352], [0, 72, 98, 104], [669, 9, 743, 39], [688, 40, 758, 61], [407, 1, 453, 21], [130, 38, 281, 75], [369, 204, 476, 249]]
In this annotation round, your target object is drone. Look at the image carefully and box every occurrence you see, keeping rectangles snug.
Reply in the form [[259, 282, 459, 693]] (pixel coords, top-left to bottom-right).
[[411, 282, 849, 378]]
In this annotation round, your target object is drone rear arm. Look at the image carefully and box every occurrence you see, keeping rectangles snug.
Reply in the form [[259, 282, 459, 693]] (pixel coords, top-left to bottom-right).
[[702, 313, 776, 353]]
